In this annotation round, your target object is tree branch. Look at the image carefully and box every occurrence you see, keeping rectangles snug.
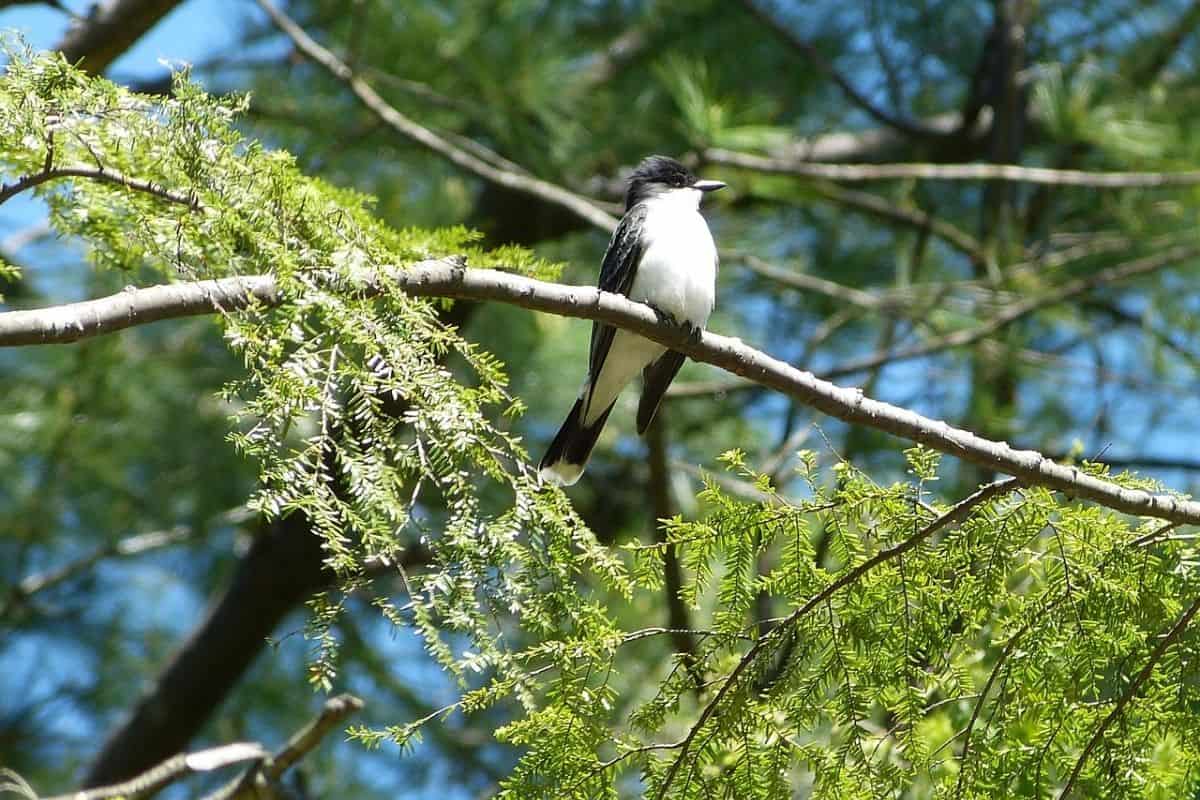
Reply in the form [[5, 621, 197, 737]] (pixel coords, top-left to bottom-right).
[[54, 0, 185, 76], [0, 509, 249, 619], [1058, 593, 1200, 798], [0, 275, 277, 346], [5, 262, 1200, 525], [737, 0, 947, 140], [654, 478, 1020, 798], [734, 252, 885, 309], [42, 743, 268, 800], [829, 244, 1199, 377], [741, 109, 991, 165], [801, 180, 986, 266], [706, 148, 1200, 187], [25, 694, 363, 800], [255, 0, 620, 233], [0, 165, 202, 210], [201, 694, 365, 800], [81, 511, 333, 787]]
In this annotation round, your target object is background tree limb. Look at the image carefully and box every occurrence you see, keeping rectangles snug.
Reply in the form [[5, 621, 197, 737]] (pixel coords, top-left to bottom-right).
[[55, 0, 186, 75]]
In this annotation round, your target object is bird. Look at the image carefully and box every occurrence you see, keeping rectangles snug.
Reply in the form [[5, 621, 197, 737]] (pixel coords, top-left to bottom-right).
[[538, 155, 725, 486]]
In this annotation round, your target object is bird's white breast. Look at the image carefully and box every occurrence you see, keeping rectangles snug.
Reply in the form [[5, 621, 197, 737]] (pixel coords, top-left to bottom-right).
[[627, 190, 717, 327]]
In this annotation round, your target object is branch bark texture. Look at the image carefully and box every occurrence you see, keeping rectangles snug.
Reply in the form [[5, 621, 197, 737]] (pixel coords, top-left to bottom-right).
[[5, 262, 1200, 525]]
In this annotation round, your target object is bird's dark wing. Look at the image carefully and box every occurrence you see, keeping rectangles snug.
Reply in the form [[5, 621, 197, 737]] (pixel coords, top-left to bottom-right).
[[637, 349, 686, 434], [588, 204, 648, 381]]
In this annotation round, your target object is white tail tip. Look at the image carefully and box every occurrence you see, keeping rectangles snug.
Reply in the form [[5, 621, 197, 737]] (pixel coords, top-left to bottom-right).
[[539, 461, 584, 486]]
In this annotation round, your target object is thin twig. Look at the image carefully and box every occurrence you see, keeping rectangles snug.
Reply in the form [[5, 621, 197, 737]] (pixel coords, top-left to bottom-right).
[[255, 0, 620, 232], [736, 252, 881, 309], [737, 0, 945, 140], [803, 180, 985, 266], [954, 594, 1068, 797], [654, 479, 1019, 798], [708, 148, 1200, 187], [0, 512, 246, 619], [829, 245, 1199, 378], [1058, 594, 1200, 798]]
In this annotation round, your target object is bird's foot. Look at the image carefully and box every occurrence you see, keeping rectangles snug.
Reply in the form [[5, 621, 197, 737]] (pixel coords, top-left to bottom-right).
[[647, 305, 701, 342], [648, 304, 678, 327]]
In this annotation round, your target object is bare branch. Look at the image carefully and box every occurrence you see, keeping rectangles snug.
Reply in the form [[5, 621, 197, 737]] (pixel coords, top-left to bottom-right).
[[255, 0, 620, 233], [0, 275, 277, 346], [25, 694, 362, 800], [747, 109, 991, 165], [665, 376, 755, 399], [707, 148, 1200, 188], [735, 252, 882, 309], [202, 694, 365, 800], [6, 262, 1200, 524], [1, 508, 251, 619], [1058, 594, 1200, 798], [1, 221, 54, 254], [41, 743, 268, 800], [802, 180, 985, 266]]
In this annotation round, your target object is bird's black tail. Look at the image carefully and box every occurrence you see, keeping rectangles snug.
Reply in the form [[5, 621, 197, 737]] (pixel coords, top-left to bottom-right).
[[538, 396, 615, 486]]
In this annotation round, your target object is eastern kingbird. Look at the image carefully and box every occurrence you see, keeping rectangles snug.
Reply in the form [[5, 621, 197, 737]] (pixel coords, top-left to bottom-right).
[[539, 155, 725, 485]]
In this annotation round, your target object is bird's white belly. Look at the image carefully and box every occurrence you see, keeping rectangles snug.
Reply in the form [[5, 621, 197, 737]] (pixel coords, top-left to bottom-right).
[[627, 206, 717, 327], [582, 199, 717, 424]]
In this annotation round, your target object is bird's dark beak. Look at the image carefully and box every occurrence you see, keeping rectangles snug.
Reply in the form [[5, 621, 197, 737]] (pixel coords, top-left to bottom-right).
[[693, 179, 727, 193]]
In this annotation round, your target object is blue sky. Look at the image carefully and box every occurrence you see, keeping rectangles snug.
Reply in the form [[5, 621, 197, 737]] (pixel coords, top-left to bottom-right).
[[0, 0, 244, 77]]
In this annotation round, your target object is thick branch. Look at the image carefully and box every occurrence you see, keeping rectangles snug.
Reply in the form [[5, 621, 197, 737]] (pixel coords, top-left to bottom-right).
[[707, 148, 1200, 187], [255, 0, 620, 233], [82, 512, 332, 787], [0, 276, 277, 346], [6, 263, 1200, 525], [55, 0, 185, 75]]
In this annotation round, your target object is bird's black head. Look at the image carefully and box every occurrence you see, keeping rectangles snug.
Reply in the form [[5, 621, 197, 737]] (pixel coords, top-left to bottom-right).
[[624, 155, 725, 210]]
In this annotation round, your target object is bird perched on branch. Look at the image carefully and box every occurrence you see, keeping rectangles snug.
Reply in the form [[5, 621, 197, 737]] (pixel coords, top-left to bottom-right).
[[539, 155, 725, 485]]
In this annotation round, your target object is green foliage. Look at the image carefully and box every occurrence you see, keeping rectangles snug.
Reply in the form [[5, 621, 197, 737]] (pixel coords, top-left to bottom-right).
[[6, 43, 1200, 800]]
